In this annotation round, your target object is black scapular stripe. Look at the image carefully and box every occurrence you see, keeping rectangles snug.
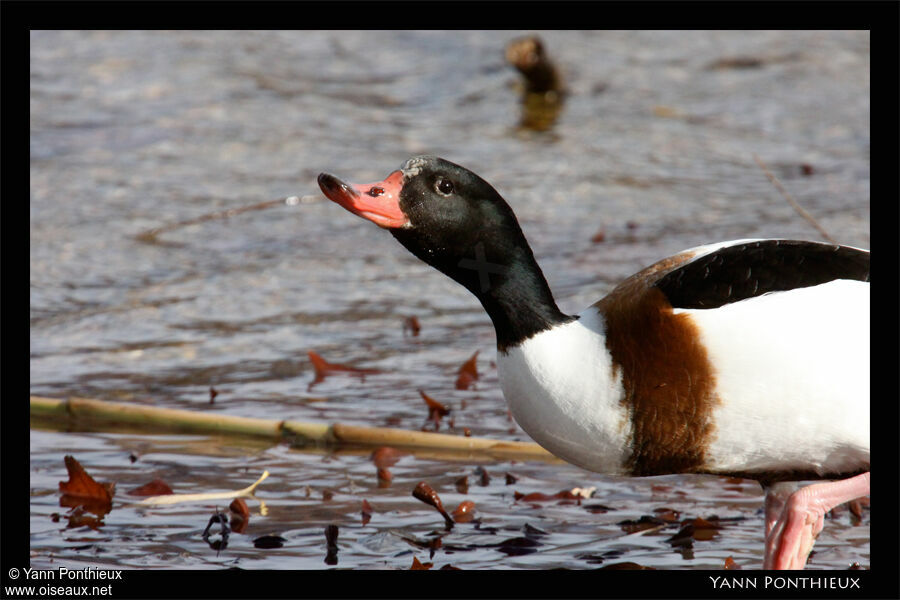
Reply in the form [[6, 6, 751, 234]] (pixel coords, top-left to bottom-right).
[[656, 240, 870, 309]]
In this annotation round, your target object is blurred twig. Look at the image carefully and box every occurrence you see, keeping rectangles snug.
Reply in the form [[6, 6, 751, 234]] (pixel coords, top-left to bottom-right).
[[136, 195, 318, 242], [753, 154, 837, 244]]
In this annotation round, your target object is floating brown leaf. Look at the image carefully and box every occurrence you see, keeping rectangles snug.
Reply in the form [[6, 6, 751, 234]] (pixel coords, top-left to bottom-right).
[[59, 456, 114, 515], [64, 507, 104, 530], [473, 467, 491, 487], [505, 472, 518, 485], [412, 481, 454, 529], [361, 499, 373, 526], [724, 556, 741, 570], [451, 500, 476, 523], [514, 489, 580, 504], [230, 498, 250, 520], [229, 498, 250, 534], [690, 516, 723, 541], [455, 476, 469, 494], [455, 350, 479, 390], [308, 350, 380, 383], [667, 516, 722, 547], [652, 507, 681, 523], [127, 479, 174, 497], [419, 390, 450, 420], [410, 556, 433, 570], [371, 446, 406, 469], [403, 316, 421, 337], [376, 467, 393, 485]]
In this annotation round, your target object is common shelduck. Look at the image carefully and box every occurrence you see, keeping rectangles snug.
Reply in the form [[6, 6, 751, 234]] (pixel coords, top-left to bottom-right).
[[318, 155, 870, 570]]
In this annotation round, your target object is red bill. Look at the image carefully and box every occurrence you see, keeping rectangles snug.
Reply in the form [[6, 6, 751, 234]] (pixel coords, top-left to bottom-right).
[[318, 170, 409, 229]]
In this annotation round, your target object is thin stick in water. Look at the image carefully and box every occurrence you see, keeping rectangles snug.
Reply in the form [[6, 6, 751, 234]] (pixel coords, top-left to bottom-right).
[[752, 154, 837, 244]]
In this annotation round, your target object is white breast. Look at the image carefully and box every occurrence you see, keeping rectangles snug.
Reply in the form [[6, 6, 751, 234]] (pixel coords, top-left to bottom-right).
[[497, 309, 631, 474], [676, 279, 870, 476]]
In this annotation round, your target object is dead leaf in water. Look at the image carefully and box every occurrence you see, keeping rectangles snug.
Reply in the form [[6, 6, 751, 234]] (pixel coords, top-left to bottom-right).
[[361, 499, 373, 525], [376, 467, 393, 485], [667, 516, 723, 547], [474, 466, 491, 486], [64, 506, 105, 530], [451, 500, 476, 523], [419, 389, 450, 421], [514, 489, 582, 504], [403, 315, 421, 337], [127, 479, 174, 497], [59, 456, 114, 516], [308, 350, 380, 384], [371, 446, 406, 468], [652, 507, 681, 523], [412, 481, 454, 529], [229, 498, 250, 533], [455, 350, 479, 389]]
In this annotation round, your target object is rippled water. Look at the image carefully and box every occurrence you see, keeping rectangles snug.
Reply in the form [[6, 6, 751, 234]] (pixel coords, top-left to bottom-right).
[[30, 30, 869, 571]]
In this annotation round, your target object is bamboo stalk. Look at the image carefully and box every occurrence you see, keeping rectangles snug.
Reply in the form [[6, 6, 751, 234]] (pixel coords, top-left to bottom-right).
[[30, 395, 556, 461], [329, 423, 554, 460]]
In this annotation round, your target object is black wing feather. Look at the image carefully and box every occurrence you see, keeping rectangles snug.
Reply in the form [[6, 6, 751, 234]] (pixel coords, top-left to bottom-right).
[[656, 240, 869, 309]]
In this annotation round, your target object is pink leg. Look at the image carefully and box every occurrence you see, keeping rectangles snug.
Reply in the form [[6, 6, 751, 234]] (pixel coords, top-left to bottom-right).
[[764, 481, 798, 538], [763, 472, 870, 570]]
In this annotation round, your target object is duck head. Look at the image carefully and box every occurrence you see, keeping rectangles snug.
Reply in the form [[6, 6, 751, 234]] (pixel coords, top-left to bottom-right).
[[318, 155, 572, 350]]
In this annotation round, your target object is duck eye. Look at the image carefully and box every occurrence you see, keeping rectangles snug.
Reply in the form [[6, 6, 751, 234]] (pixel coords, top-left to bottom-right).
[[436, 178, 454, 195]]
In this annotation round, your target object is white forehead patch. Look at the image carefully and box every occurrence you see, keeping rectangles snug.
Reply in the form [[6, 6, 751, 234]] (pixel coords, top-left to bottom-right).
[[401, 156, 433, 179]]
